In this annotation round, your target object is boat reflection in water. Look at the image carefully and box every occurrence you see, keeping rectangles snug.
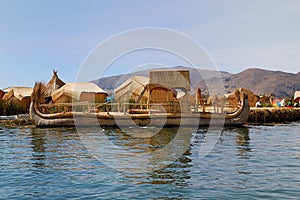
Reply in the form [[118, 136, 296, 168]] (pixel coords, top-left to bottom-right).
[[5, 122, 298, 199], [133, 126, 251, 186], [77, 126, 194, 174], [29, 126, 251, 187], [30, 128, 47, 169], [233, 127, 251, 157], [29, 127, 93, 171]]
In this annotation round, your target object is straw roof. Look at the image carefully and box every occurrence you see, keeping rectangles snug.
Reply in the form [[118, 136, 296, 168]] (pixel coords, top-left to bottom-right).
[[149, 70, 190, 91], [114, 76, 149, 100], [2, 86, 33, 101], [52, 82, 108, 102], [45, 70, 65, 96], [294, 91, 300, 101]]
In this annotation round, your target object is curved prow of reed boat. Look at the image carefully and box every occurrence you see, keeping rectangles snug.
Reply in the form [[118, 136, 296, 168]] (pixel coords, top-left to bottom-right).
[[30, 83, 250, 127]]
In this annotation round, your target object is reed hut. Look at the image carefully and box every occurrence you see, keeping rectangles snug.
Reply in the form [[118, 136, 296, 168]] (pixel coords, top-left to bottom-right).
[[294, 91, 300, 102], [51, 82, 108, 103], [45, 70, 65, 97], [2, 86, 33, 111], [149, 86, 176, 102], [149, 70, 191, 113], [114, 76, 149, 104], [259, 95, 273, 107], [0, 89, 4, 99], [226, 88, 260, 107], [294, 91, 300, 103]]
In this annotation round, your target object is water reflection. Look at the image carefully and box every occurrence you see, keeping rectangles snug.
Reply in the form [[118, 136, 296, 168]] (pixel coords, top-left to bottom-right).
[[2, 123, 300, 199], [30, 128, 47, 168], [139, 127, 249, 188], [145, 148, 192, 186], [28, 126, 251, 188], [80, 126, 193, 173], [109, 127, 194, 186], [232, 127, 251, 157], [29, 127, 86, 170], [233, 127, 250, 146], [106, 126, 181, 147]]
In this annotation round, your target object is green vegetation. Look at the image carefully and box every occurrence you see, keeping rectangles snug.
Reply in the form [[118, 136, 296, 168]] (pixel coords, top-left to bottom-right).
[[0, 101, 27, 116], [261, 102, 272, 107], [0, 119, 33, 127]]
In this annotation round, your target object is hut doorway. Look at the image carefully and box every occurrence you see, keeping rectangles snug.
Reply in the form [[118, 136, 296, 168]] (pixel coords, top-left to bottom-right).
[[172, 87, 190, 113]]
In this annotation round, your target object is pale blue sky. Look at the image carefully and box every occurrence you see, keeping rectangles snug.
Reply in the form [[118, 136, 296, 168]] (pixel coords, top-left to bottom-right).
[[1, 0, 300, 88]]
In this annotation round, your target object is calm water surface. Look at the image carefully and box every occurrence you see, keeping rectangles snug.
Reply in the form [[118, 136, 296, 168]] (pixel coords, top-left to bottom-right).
[[0, 122, 299, 199]]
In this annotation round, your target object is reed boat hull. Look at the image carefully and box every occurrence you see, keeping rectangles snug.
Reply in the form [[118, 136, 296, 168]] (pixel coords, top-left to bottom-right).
[[30, 99, 250, 128]]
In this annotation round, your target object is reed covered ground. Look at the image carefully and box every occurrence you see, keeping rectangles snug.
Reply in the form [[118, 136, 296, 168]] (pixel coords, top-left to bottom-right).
[[248, 107, 300, 124]]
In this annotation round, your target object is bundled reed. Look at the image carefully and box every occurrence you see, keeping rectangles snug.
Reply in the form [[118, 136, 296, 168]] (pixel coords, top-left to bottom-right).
[[247, 107, 300, 124], [32, 82, 47, 105]]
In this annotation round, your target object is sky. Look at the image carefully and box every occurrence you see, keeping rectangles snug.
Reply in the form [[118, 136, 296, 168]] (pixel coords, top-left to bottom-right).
[[0, 0, 300, 88]]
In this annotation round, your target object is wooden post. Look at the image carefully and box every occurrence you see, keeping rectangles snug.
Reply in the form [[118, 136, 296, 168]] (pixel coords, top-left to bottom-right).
[[88, 103, 91, 113], [106, 103, 109, 114]]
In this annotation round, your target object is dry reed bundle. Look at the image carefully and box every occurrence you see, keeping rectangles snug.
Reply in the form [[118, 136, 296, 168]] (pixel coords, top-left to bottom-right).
[[32, 82, 47, 105]]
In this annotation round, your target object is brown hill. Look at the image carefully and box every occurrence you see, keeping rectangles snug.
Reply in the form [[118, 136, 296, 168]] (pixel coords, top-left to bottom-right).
[[197, 68, 300, 97]]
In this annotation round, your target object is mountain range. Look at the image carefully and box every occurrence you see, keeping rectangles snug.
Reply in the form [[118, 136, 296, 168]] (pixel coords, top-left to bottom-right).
[[93, 67, 300, 98]]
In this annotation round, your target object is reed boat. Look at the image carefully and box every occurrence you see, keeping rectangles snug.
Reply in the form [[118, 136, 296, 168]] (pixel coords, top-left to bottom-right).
[[30, 95, 250, 128], [30, 70, 250, 127]]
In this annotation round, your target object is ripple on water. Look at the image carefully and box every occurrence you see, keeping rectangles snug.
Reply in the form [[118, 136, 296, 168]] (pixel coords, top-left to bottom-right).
[[0, 123, 299, 199]]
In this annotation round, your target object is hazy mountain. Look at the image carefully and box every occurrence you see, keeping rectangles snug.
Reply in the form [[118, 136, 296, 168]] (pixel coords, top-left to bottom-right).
[[197, 68, 300, 97], [93, 67, 300, 98]]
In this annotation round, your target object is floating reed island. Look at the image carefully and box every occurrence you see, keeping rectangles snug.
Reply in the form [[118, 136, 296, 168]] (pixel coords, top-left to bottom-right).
[[0, 118, 33, 127], [247, 107, 300, 124]]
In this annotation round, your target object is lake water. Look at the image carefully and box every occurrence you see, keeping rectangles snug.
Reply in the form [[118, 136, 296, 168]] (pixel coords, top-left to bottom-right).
[[0, 122, 299, 199]]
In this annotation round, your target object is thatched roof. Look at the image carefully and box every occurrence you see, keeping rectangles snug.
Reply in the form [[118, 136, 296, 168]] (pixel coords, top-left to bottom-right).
[[294, 91, 300, 101], [114, 76, 149, 100], [45, 70, 65, 96], [149, 70, 190, 91], [52, 82, 108, 102], [2, 86, 33, 101]]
